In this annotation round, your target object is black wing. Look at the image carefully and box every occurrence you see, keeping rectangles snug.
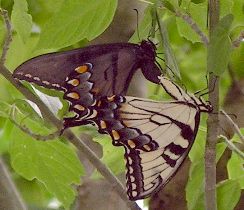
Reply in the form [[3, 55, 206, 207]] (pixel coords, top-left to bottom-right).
[[13, 42, 160, 93]]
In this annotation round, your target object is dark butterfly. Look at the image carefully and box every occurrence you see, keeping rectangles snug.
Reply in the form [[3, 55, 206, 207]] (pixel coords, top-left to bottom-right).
[[80, 76, 212, 200], [13, 40, 162, 128]]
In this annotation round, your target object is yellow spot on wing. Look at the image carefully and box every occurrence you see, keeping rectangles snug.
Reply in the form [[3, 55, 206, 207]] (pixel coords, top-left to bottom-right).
[[100, 120, 107, 129], [66, 92, 80, 99], [97, 101, 102, 107], [128, 140, 136, 148], [67, 79, 80, 86], [75, 65, 88, 73], [143, 145, 151, 151], [112, 130, 120, 140], [74, 104, 85, 111], [107, 95, 116, 102]]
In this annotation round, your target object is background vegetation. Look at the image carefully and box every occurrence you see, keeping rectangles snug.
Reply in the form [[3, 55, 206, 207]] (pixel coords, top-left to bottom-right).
[[0, 0, 243, 210]]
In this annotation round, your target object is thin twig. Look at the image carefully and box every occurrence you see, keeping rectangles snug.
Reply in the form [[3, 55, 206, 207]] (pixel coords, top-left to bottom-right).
[[9, 117, 60, 140], [0, 8, 12, 65], [220, 110, 244, 145], [0, 9, 141, 210], [175, 10, 209, 45], [205, 1, 220, 210], [219, 135, 244, 159], [232, 30, 244, 48]]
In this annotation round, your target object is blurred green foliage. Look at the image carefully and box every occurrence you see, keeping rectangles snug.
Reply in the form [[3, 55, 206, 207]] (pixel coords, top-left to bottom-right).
[[0, 0, 243, 209]]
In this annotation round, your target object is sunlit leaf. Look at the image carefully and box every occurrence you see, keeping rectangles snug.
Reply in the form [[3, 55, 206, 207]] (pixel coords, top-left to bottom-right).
[[207, 14, 233, 75], [11, 0, 32, 42], [35, 0, 118, 51], [217, 180, 241, 210], [10, 127, 84, 209]]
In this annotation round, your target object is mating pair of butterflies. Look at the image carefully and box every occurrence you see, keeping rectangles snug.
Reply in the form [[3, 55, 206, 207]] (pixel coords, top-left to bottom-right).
[[13, 40, 212, 200]]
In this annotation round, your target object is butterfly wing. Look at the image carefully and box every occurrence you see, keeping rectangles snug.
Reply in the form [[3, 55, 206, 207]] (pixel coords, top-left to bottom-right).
[[13, 43, 143, 92], [93, 95, 200, 200], [123, 98, 200, 200]]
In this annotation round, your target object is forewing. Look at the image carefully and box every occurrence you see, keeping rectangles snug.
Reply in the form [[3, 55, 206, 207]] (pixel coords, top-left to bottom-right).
[[13, 44, 138, 94]]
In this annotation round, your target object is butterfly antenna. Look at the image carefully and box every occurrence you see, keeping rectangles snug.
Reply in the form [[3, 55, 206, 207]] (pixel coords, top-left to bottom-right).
[[133, 9, 141, 41]]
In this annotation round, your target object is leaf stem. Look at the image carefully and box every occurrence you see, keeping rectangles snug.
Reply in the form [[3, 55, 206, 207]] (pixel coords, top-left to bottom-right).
[[219, 135, 244, 160], [232, 30, 244, 48], [220, 110, 244, 145]]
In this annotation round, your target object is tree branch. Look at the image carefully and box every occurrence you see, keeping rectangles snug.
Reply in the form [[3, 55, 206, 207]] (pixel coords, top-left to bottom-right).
[[232, 30, 244, 48], [205, 1, 220, 210], [0, 157, 27, 210], [0, 8, 141, 210], [0, 9, 12, 65]]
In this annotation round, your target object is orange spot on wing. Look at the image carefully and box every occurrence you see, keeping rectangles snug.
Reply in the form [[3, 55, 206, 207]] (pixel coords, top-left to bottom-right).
[[75, 65, 89, 73], [74, 104, 85, 111], [112, 130, 120, 140], [107, 95, 116, 102], [143, 144, 151, 151], [66, 92, 80, 99], [100, 120, 107, 129], [97, 100, 102, 107], [67, 79, 80, 86], [128, 140, 136, 148]]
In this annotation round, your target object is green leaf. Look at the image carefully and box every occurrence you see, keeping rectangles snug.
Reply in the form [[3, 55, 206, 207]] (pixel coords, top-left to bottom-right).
[[129, 6, 153, 43], [232, 0, 244, 27], [16, 178, 53, 207], [11, 0, 33, 43], [220, 0, 233, 17], [161, 0, 176, 13], [186, 160, 205, 210], [217, 180, 241, 210], [157, 12, 181, 79], [191, 0, 206, 4], [10, 127, 83, 209], [0, 119, 14, 154], [227, 152, 244, 188], [176, 2, 208, 43], [187, 140, 227, 210], [35, 0, 118, 51], [93, 135, 124, 178], [207, 14, 233, 75]]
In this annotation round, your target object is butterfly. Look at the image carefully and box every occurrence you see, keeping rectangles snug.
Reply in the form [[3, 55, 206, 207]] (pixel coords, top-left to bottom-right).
[[13, 40, 162, 128], [85, 76, 213, 200]]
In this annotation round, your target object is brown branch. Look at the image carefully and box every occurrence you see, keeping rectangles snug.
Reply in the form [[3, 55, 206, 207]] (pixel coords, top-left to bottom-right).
[[232, 30, 244, 48], [9, 117, 60, 141], [0, 9, 12, 65], [205, 1, 220, 210], [0, 8, 141, 210], [0, 157, 27, 210]]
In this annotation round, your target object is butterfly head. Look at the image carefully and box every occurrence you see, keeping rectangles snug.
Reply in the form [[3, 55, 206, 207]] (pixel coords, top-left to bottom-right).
[[140, 39, 157, 58]]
